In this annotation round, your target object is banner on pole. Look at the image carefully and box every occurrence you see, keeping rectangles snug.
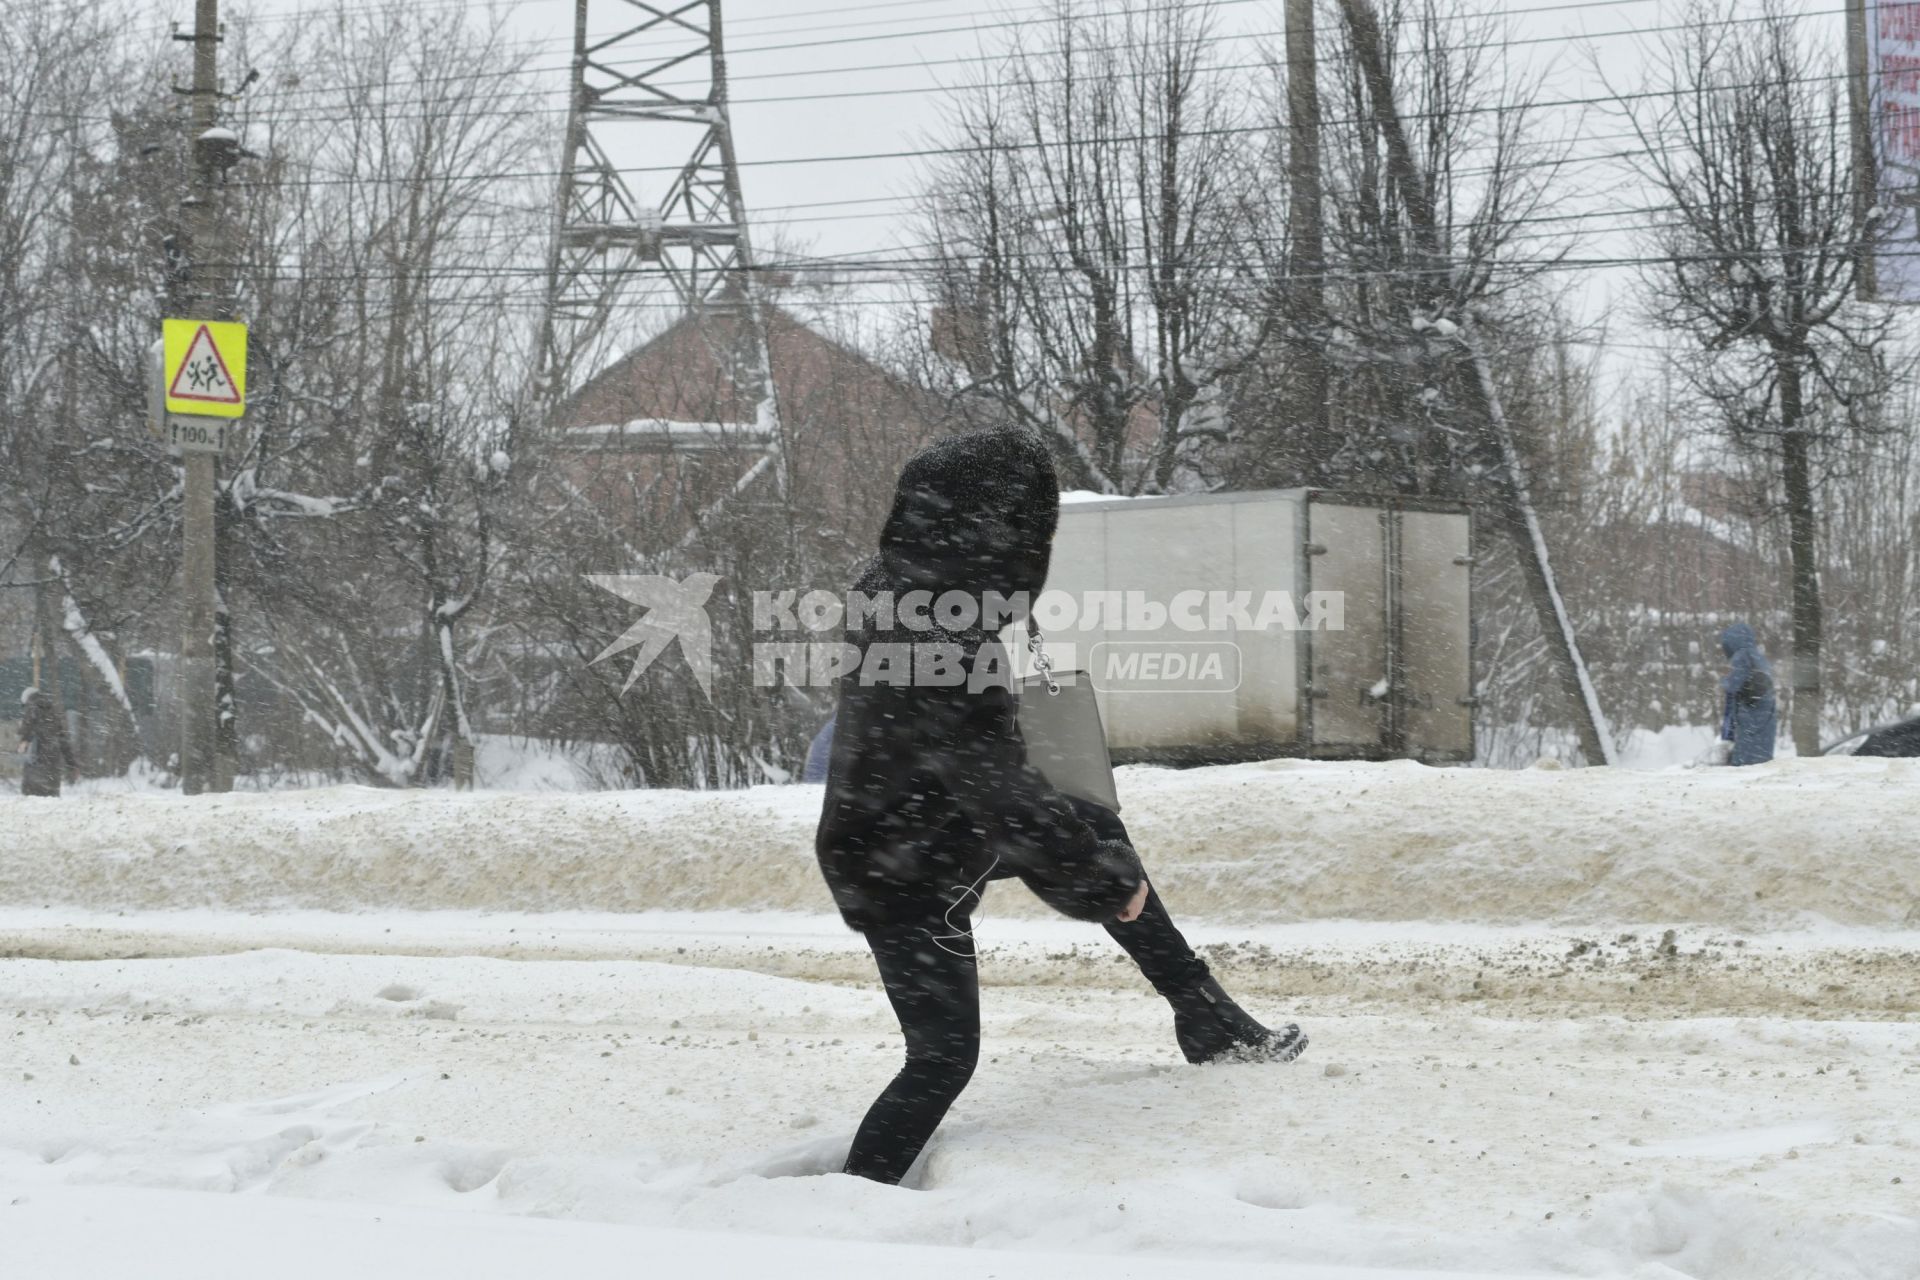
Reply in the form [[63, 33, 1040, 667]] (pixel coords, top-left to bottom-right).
[[1868, 0, 1920, 301]]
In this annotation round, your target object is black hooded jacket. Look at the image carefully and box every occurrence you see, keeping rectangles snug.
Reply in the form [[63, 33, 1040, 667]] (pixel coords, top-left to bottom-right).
[[814, 430, 1144, 932]]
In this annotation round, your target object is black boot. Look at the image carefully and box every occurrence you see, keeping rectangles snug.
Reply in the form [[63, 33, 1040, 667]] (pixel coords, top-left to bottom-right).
[[1169, 978, 1307, 1065]]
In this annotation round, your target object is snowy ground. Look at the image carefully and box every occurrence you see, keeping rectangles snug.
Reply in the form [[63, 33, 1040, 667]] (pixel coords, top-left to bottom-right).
[[3, 761, 1918, 1277]]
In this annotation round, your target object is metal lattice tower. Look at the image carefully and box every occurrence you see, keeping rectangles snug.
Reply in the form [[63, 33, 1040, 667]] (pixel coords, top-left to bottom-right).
[[534, 0, 771, 411]]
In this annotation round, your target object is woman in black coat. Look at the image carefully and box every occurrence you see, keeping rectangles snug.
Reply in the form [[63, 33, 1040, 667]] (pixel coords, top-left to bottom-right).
[[816, 429, 1305, 1185]]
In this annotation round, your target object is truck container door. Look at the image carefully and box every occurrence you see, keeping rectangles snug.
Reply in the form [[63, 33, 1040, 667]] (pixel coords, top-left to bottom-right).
[[1304, 498, 1389, 751], [1395, 508, 1474, 760]]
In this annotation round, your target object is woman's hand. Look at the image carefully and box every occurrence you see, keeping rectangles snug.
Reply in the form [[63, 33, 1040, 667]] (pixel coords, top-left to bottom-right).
[[1116, 880, 1149, 923]]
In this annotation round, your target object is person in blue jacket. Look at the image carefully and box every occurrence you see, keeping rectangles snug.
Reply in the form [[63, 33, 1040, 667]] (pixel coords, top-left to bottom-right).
[[801, 713, 835, 783], [1718, 622, 1777, 766]]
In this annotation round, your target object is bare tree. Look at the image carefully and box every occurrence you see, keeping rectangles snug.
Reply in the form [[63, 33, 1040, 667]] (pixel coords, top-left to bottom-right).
[[1620, 0, 1896, 753], [225, 2, 549, 785], [0, 1, 168, 771], [1231, 0, 1567, 492], [916, 0, 1266, 492], [1291, 0, 1616, 762]]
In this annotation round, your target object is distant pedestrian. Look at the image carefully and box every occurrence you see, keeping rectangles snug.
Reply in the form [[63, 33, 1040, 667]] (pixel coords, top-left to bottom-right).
[[17, 686, 77, 797], [1717, 622, 1777, 766], [801, 713, 835, 784]]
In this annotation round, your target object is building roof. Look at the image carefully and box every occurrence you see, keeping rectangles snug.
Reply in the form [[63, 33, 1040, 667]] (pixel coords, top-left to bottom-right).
[[552, 303, 950, 549]]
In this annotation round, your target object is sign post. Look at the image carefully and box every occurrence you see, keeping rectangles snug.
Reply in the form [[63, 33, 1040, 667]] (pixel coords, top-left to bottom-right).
[[173, 0, 240, 795], [162, 317, 247, 793]]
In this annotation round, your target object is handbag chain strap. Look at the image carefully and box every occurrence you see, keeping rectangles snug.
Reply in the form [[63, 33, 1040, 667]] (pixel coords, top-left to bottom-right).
[[1025, 616, 1060, 696]]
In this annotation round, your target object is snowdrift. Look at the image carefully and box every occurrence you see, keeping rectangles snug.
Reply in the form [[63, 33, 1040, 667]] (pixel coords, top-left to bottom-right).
[[3, 756, 1915, 928]]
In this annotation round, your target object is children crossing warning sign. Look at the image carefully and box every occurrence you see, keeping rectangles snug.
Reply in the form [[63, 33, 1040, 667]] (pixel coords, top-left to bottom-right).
[[163, 319, 248, 418]]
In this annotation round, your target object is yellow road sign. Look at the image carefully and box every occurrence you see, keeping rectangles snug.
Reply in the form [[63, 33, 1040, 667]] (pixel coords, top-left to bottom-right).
[[163, 319, 248, 418]]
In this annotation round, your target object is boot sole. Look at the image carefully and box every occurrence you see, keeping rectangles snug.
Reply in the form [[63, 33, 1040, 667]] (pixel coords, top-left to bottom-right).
[[1200, 1028, 1308, 1066]]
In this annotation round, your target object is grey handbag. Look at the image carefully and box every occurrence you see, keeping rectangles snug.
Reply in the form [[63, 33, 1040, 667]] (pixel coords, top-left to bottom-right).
[[1017, 621, 1122, 813]]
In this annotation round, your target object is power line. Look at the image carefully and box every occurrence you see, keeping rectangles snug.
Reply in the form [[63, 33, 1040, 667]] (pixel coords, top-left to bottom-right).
[[218, 109, 1845, 198], [34, 0, 1854, 220], [195, 233, 1900, 294], [37, 2, 1865, 337], [232, 0, 1710, 108], [142, 39, 1850, 132], [60, 3, 1881, 336], [241, 0, 984, 35], [196, 183, 1872, 274], [180, 190, 1679, 256]]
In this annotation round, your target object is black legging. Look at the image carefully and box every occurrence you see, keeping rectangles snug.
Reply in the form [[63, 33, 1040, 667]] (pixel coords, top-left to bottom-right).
[[842, 881, 1210, 1184]]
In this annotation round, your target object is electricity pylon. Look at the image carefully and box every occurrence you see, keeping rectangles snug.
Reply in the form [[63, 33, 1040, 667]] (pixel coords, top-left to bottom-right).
[[533, 0, 777, 425]]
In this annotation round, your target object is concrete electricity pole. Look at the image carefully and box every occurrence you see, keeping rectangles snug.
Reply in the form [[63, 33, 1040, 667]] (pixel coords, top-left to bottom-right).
[[176, 0, 229, 795], [1845, 0, 1879, 299], [1284, 0, 1329, 464]]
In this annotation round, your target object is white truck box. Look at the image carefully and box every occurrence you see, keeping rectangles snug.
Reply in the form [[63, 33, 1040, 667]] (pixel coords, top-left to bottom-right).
[[1036, 489, 1474, 763]]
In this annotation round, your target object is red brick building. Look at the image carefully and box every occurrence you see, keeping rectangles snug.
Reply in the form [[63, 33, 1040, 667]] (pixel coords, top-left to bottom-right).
[[554, 305, 950, 555]]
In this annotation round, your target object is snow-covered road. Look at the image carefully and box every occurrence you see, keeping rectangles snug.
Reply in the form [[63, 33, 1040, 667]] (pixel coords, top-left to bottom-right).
[[2, 910, 1916, 1278], [3, 760, 1917, 1276]]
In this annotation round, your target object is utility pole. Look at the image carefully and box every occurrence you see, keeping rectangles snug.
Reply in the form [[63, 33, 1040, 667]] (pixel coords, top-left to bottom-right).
[[176, 0, 228, 795], [1334, 0, 1615, 765], [1283, 0, 1329, 473], [1845, 0, 1879, 299]]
